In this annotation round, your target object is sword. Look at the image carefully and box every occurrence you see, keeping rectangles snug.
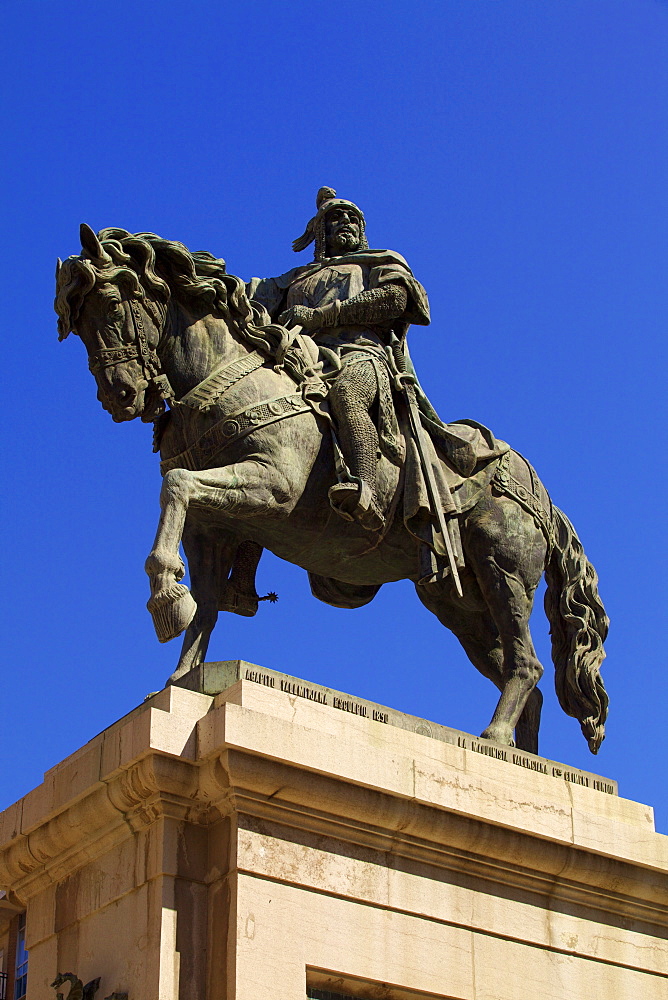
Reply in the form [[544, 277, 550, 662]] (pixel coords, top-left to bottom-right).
[[390, 334, 463, 597]]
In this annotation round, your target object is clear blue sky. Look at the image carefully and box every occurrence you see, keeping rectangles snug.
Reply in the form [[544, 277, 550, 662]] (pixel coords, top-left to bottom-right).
[[1, 1, 667, 831]]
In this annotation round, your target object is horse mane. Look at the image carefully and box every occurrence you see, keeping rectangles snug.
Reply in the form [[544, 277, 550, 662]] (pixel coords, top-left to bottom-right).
[[55, 228, 290, 359]]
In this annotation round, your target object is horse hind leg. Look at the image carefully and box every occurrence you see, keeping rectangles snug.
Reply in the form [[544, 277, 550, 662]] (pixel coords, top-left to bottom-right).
[[515, 687, 543, 755], [444, 609, 543, 754], [415, 580, 506, 711], [167, 527, 232, 684], [460, 623, 543, 753], [476, 561, 544, 749], [416, 567, 544, 754]]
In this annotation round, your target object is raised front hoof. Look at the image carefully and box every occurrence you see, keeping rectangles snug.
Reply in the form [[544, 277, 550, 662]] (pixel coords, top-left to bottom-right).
[[479, 726, 516, 748], [218, 581, 258, 618], [147, 583, 197, 643], [328, 481, 384, 532]]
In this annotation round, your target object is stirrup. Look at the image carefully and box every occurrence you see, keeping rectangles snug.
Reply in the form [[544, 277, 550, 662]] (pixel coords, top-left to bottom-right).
[[328, 481, 384, 532]]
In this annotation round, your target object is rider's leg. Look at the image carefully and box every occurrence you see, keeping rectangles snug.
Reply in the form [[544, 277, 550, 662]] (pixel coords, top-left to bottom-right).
[[328, 360, 384, 529], [219, 539, 264, 617]]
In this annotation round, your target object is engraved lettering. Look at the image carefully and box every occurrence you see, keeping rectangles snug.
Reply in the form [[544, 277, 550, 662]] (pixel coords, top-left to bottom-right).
[[244, 669, 275, 688], [471, 740, 508, 761], [564, 771, 589, 787], [333, 696, 368, 717], [243, 672, 614, 795], [279, 679, 327, 705], [511, 753, 548, 774]]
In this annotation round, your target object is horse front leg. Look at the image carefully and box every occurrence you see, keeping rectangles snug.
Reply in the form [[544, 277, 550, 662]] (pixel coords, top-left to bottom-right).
[[166, 525, 233, 684], [145, 470, 195, 643], [145, 463, 290, 644]]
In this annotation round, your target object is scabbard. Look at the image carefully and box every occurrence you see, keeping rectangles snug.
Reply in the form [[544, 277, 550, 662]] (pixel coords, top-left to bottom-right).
[[389, 334, 462, 596], [401, 381, 463, 596]]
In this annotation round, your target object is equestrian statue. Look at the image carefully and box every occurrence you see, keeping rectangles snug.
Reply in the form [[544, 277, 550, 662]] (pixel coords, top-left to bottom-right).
[[54, 187, 609, 757]]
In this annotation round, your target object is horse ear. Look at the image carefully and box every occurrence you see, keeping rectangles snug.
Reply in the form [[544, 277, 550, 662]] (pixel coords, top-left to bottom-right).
[[80, 223, 109, 262], [55, 259, 70, 341]]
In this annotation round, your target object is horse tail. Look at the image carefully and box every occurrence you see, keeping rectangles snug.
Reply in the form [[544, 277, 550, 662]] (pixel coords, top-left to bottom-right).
[[544, 506, 609, 754]]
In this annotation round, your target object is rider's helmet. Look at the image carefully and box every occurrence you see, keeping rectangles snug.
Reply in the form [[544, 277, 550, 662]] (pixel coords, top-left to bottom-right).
[[292, 187, 369, 261]]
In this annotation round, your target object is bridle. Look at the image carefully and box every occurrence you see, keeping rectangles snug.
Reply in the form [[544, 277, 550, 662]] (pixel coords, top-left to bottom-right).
[[87, 295, 174, 402]]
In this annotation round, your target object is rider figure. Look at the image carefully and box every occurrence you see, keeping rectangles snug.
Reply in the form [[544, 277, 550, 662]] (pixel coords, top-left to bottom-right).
[[249, 187, 431, 531]]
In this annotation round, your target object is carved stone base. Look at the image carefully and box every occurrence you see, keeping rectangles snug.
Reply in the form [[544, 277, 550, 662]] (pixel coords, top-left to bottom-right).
[[146, 583, 197, 642], [0, 662, 666, 1000]]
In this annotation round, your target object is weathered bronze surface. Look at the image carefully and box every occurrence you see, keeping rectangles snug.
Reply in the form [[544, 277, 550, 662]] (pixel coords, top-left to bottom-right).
[[51, 974, 126, 1000], [55, 191, 609, 756], [51, 974, 101, 1000]]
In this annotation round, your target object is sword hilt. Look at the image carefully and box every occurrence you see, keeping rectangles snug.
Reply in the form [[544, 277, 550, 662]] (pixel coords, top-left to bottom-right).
[[390, 333, 407, 372], [389, 333, 415, 392]]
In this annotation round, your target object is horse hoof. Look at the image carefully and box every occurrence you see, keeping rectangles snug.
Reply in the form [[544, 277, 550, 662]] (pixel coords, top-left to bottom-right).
[[479, 727, 515, 748], [147, 583, 197, 642]]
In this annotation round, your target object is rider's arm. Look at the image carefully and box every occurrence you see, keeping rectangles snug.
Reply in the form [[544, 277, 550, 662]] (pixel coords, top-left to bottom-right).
[[314, 283, 408, 327]]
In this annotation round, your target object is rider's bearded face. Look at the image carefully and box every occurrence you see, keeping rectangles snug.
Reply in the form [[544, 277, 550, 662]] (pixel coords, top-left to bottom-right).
[[325, 208, 362, 254]]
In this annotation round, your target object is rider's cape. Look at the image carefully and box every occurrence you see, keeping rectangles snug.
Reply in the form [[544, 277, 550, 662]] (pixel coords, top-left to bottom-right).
[[405, 356, 509, 585]]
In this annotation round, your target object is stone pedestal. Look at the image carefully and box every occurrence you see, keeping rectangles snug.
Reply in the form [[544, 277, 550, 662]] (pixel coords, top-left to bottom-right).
[[0, 661, 666, 1000]]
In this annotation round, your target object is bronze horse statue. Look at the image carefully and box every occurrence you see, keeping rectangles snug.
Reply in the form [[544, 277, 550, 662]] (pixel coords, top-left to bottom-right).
[[55, 225, 609, 756]]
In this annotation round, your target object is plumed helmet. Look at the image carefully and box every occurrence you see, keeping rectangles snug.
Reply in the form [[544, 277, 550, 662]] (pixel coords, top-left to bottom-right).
[[292, 187, 369, 260]]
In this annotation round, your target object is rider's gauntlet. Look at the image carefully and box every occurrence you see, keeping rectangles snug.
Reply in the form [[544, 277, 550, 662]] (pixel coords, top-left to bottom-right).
[[315, 284, 408, 328]]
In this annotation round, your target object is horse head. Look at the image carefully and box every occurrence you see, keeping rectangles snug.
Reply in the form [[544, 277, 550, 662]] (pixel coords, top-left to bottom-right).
[[50, 972, 82, 1000], [51, 972, 101, 1000], [55, 224, 172, 423], [56, 225, 299, 426]]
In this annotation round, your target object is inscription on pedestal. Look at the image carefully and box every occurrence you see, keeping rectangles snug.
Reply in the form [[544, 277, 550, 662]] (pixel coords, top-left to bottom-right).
[[181, 660, 618, 796]]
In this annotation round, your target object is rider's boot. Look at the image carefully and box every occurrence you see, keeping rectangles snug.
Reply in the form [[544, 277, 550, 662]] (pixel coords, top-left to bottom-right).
[[219, 540, 263, 617]]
